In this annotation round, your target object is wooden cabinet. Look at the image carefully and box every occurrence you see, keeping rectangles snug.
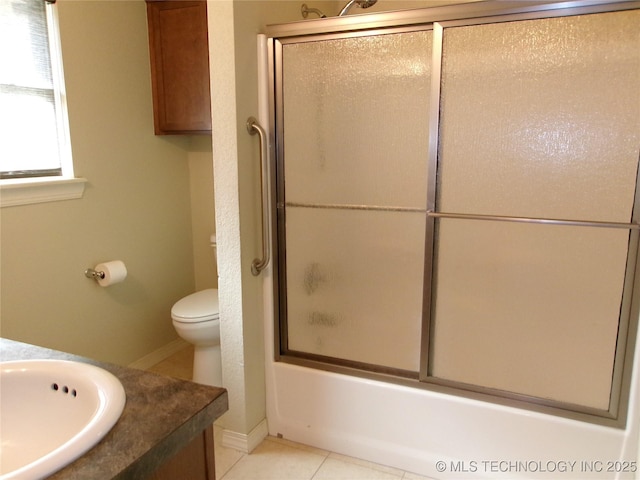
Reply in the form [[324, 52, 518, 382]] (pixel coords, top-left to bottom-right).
[[146, 1, 212, 135], [149, 425, 216, 480]]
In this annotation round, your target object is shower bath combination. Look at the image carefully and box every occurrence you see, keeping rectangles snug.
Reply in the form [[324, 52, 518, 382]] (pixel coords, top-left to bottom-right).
[[301, 0, 377, 19], [263, 1, 640, 478]]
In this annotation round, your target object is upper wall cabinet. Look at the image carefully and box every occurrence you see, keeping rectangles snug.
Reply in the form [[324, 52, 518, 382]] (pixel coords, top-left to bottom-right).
[[146, 0, 211, 135]]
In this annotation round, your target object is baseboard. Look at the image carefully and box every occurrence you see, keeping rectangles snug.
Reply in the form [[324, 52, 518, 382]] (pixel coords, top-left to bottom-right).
[[128, 338, 189, 370], [221, 418, 268, 454]]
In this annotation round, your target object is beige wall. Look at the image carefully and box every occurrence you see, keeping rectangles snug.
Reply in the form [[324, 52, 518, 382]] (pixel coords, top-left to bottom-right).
[[0, 1, 200, 365], [189, 137, 217, 292]]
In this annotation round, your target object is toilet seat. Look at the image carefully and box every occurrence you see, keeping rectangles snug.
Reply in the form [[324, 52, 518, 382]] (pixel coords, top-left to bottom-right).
[[171, 288, 219, 324]]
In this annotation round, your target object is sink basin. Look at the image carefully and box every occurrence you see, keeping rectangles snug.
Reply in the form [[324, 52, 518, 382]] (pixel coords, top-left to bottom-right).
[[0, 359, 126, 480]]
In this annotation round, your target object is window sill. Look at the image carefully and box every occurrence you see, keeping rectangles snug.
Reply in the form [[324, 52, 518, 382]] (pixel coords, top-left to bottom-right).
[[0, 177, 87, 208]]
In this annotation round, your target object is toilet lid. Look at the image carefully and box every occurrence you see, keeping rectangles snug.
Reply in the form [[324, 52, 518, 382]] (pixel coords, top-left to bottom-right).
[[171, 288, 220, 323]]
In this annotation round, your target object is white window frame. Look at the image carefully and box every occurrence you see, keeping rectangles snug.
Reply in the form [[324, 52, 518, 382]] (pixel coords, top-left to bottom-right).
[[0, 0, 86, 208]]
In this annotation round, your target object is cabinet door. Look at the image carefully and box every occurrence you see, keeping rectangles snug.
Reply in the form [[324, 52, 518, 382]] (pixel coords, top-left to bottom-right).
[[146, 1, 211, 135], [149, 425, 216, 480]]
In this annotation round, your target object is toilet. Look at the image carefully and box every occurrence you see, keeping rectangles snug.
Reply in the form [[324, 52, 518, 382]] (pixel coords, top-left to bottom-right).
[[171, 288, 221, 386]]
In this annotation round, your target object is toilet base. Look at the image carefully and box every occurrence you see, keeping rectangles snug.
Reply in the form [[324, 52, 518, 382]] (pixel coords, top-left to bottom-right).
[[193, 344, 222, 387]]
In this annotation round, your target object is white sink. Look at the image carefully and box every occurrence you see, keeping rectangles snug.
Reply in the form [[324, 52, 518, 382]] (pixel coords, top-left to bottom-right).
[[0, 359, 126, 480]]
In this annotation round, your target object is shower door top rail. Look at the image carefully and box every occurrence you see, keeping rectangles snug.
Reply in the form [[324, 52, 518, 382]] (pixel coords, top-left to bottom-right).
[[264, 0, 640, 39], [427, 210, 640, 230]]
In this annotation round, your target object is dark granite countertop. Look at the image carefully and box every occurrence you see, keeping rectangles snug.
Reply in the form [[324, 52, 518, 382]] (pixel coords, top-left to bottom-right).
[[0, 338, 228, 480]]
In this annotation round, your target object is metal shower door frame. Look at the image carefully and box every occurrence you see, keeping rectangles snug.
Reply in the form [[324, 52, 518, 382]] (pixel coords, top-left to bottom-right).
[[269, 22, 435, 380], [265, 0, 640, 427]]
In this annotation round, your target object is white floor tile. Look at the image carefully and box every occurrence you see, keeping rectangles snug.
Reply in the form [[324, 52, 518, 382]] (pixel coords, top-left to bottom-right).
[[214, 426, 245, 479], [327, 453, 405, 477], [402, 471, 437, 480], [221, 437, 327, 480], [312, 457, 404, 480], [147, 345, 193, 381]]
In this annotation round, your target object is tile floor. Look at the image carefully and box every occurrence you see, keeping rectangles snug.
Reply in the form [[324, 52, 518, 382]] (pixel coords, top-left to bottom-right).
[[148, 346, 434, 480]]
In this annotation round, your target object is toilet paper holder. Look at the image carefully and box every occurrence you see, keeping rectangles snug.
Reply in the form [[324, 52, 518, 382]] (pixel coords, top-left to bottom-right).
[[84, 268, 106, 281], [84, 260, 127, 287]]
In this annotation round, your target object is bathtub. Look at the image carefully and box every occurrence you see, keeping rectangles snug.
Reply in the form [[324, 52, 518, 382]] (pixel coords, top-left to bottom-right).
[[261, 259, 640, 480], [264, 310, 640, 479]]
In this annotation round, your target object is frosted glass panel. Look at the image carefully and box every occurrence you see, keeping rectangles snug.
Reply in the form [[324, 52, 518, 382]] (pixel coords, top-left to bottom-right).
[[283, 31, 432, 208], [438, 11, 640, 222], [285, 207, 425, 371], [281, 30, 432, 371], [431, 220, 629, 409], [432, 11, 640, 409]]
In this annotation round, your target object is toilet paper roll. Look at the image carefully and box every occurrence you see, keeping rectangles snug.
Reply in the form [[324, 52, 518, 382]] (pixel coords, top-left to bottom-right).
[[95, 260, 127, 287]]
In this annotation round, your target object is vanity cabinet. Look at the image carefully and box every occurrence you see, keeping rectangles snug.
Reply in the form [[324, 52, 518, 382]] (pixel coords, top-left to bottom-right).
[[146, 0, 212, 135], [150, 425, 216, 480]]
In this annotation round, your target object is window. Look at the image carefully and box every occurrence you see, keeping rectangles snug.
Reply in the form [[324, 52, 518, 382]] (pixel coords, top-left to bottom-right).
[[0, 0, 85, 206]]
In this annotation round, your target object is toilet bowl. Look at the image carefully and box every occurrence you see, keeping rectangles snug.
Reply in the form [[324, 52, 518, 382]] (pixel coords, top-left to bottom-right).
[[171, 288, 221, 386]]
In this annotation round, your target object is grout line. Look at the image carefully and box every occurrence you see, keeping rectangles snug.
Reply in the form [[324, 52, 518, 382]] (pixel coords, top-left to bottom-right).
[[310, 455, 330, 480], [326, 451, 406, 478], [217, 452, 245, 480]]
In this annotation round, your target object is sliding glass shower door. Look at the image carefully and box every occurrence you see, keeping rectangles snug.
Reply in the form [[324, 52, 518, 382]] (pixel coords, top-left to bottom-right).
[[430, 11, 640, 412], [278, 29, 433, 374], [269, 2, 640, 423]]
